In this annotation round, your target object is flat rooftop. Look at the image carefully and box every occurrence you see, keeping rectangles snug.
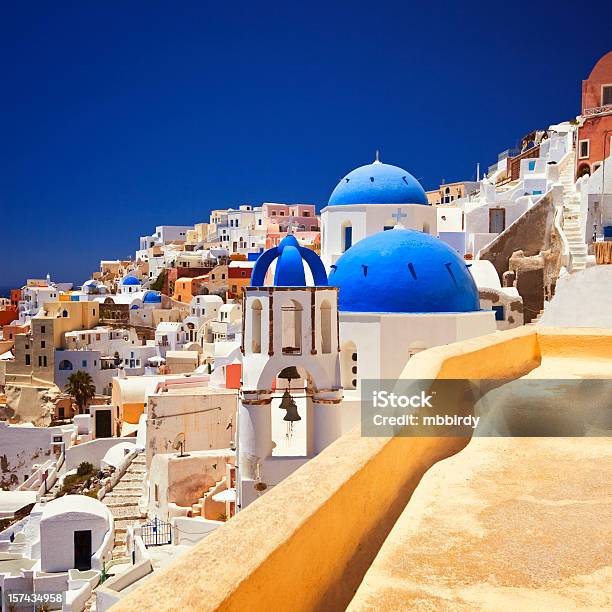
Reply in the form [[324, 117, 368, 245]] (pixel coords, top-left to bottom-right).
[[349, 435, 611, 610]]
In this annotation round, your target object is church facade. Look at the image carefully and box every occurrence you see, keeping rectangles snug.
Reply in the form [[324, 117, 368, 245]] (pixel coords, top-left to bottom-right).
[[320, 155, 437, 268]]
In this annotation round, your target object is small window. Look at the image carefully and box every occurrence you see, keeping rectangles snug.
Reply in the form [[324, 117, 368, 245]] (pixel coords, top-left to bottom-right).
[[603, 85, 612, 106], [579, 139, 590, 159], [82, 360, 87, 367], [25, 354, 31, 365], [41, 325, 46, 334], [41, 340, 45, 348], [528, 160, 536, 171], [493, 305, 505, 321]]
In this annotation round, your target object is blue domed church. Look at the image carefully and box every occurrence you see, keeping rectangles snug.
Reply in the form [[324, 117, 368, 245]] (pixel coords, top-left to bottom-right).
[[318, 156, 496, 394], [235, 156, 497, 510], [330, 223, 496, 394], [320, 154, 437, 268]]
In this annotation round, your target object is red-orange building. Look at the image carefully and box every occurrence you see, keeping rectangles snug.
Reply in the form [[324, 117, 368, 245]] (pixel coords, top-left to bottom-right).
[[10, 289, 21, 307], [227, 261, 255, 299], [577, 52, 612, 178], [2, 323, 28, 341], [0, 308, 18, 327]]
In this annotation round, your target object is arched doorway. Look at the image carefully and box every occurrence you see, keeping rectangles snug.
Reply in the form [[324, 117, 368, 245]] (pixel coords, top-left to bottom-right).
[[341, 221, 353, 252], [577, 163, 591, 179]]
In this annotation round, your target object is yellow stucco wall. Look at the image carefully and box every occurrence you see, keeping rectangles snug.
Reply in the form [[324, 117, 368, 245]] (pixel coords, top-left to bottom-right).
[[122, 402, 145, 424], [173, 277, 194, 303]]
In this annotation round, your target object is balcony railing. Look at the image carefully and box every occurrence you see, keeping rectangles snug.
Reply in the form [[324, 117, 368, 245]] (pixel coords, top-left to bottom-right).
[[584, 103, 612, 117]]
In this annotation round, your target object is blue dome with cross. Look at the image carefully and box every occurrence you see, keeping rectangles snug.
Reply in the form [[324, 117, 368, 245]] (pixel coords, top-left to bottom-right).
[[328, 157, 428, 206], [250, 235, 328, 287], [329, 228, 479, 313]]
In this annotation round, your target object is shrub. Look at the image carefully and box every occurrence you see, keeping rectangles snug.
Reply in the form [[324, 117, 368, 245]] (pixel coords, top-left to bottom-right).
[[77, 462, 95, 477]]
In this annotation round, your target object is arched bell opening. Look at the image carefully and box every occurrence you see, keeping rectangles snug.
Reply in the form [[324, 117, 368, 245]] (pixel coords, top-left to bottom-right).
[[320, 299, 332, 354], [281, 299, 303, 355], [250, 299, 263, 354], [270, 365, 315, 458]]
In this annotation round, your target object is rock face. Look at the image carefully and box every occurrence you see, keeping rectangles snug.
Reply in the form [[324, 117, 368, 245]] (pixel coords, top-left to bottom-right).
[[1, 384, 60, 426], [479, 193, 563, 323]]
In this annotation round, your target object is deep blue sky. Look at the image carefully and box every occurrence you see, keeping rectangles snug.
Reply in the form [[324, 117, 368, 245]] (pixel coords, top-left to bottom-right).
[[2, 1, 611, 288]]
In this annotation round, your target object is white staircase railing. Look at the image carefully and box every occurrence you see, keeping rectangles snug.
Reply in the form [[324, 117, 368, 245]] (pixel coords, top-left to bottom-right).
[[555, 150, 587, 272]]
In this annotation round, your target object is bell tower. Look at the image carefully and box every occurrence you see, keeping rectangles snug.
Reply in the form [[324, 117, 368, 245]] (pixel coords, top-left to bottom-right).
[[238, 235, 343, 509]]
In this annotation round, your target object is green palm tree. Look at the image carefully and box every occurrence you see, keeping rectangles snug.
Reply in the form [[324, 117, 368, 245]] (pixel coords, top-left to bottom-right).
[[65, 370, 96, 414]]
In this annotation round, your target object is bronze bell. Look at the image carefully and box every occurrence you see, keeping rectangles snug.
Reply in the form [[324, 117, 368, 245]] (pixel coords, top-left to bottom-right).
[[279, 389, 301, 422], [278, 366, 300, 381]]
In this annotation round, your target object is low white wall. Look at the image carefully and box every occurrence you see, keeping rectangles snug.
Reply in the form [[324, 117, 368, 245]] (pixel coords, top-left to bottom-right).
[[172, 516, 221, 545], [91, 516, 115, 571], [64, 581, 92, 612], [95, 558, 153, 612], [66, 437, 134, 470], [97, 450, 138, 501], [540, 266, 612, 327]]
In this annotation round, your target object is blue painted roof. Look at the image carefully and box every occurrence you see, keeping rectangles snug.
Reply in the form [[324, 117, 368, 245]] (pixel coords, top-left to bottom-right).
[[250, 235, 328, 287], [122, 276, 141, 286], [330, 228, 479, 313], [328, 160, 428, 206], [143, 291, 162, 303]]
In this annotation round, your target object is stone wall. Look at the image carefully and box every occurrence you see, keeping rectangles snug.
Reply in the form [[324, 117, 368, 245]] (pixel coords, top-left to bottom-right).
[[479, 193, 563, 323]]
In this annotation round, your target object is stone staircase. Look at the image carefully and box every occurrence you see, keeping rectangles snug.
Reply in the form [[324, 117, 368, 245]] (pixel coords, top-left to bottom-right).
[[82, 453, 147, 612], [191, 477, 225, 518], [559, 151, 587, 271], [102, 453, 147, 560]]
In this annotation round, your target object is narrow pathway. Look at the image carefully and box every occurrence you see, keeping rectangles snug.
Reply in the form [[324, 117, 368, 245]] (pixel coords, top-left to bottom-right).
[[104, 453, 147, 560]]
